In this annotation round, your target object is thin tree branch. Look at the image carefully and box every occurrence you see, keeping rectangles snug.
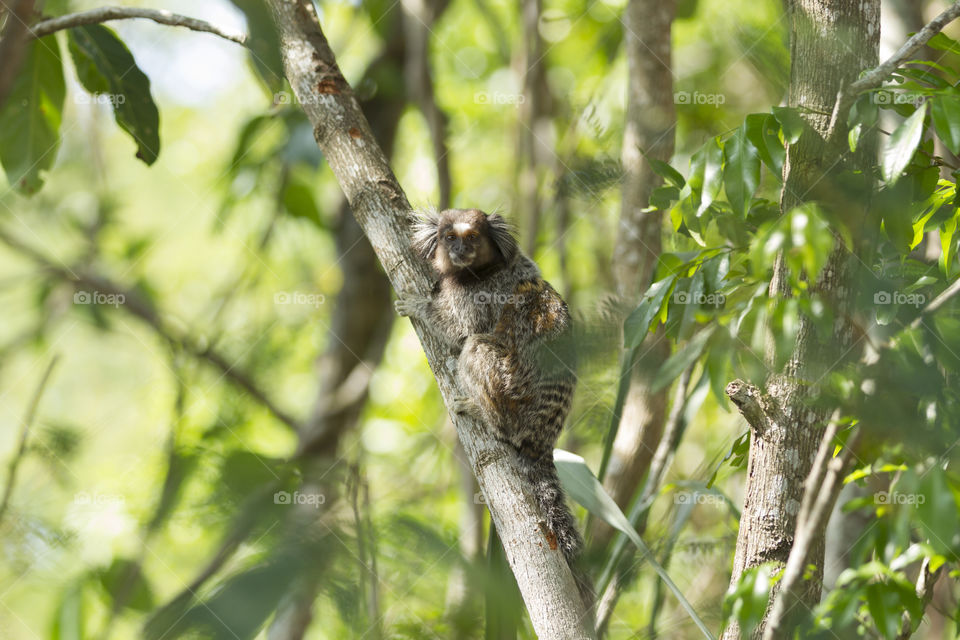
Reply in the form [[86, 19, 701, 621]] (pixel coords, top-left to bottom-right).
[[912, 276, 960, 326], [896, 556, 943, 640], [30, 6, 247, 45], [828, 0, 960, 141], [0, 355, 59, 526], [0, 228, 300, 432], [265, 0, 594, 636]]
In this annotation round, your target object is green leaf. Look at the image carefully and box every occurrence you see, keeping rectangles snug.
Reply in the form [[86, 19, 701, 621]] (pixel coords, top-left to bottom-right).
[[744, 113, 783, 175], [67, 25, 160, 164], [624, 275, 676, 348], [722, 563, 777, 639], [940, 215, 957, 275], [97, 558, 155, 612], [689, 137, 723, 216], [168, 553, 303, 640], [931, 95, 960, 155], [680, 269, 704, 338], [881, 103, 927, 185], [771, 106, 805, 143], [650, 184, 681, 210], [652, 325, 716, 393], [0, 36, 65, 194], [848, 122, 863, 153], [848, 93, 879, 129], [282, 176, 323, 227], [228, 0, 285, 93], [883, 209, 916, 254], [228, 113, 275, 173], [647, 157, 686, 189], [928, 32, 960, 55], [554, 450, 715, 640], [917, 467, 960, 556], [724, 123, 761, 218], [51, 581, 85, 640]]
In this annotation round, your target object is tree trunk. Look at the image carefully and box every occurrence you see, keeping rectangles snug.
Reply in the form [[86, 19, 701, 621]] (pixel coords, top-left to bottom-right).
[[594, 0, 675, 547], [517, 0, 553, 255], [266, 2, 595, 637], [721, 1, 879, 638]]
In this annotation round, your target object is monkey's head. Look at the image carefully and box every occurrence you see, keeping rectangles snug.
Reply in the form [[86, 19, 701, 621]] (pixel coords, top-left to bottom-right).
[[412, 209, 519, 274]]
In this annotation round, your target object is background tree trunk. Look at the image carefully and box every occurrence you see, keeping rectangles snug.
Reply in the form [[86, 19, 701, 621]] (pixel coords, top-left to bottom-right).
[[594, 0, 676, 548], [721, 1, 879, 638]]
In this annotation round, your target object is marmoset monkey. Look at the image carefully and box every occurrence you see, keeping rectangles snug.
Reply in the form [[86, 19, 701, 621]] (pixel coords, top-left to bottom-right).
[[395, 208, 586, 594]]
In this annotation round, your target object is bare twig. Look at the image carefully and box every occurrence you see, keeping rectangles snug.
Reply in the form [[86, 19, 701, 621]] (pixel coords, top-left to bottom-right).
[[912, 277, 960, 326], [0, 355, 59, 526], [827, 1, 960, 141], [897, 556, 943, 639], [30, 6, 246, 44]]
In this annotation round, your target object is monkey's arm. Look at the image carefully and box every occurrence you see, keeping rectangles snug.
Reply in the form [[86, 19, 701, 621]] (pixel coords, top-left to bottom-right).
[[393, 292, 432, 320], [395, 288, 467, 351]]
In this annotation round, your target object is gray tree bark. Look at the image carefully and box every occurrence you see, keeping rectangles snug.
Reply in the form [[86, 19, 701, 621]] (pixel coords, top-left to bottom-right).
[[266, 2, 595, 637], [596, 0, 676, 547], [721, 1, 879, 638]]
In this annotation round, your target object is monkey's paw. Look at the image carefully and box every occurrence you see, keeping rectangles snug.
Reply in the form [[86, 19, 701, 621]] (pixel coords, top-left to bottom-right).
[[450, 394, 478, 417], [394, 293, 429, 317]]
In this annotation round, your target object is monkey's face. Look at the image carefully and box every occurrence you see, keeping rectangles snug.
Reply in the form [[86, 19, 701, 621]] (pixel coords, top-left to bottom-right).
[[440, 222, 485, 268], [413, 208, 517, 275], [436, 210, 498, 271]]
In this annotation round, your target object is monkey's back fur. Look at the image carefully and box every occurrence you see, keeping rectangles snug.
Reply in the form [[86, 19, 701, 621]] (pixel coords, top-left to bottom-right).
[[396, 208, 585, 574]]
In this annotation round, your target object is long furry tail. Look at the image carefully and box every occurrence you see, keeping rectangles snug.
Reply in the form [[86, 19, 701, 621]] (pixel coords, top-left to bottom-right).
[[528, 455, 594, 613], [530, 455, 582, 560]]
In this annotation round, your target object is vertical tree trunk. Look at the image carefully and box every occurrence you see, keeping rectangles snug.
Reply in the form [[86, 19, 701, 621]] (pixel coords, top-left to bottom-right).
[[721, 1, 879, 638], [517, 0, 552, 255], [595, 0, 675, 547]]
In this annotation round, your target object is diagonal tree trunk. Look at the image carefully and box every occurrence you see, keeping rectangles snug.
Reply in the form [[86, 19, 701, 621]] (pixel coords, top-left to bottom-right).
[[266, 1, 595, 637], [721, 1, 879, 638]]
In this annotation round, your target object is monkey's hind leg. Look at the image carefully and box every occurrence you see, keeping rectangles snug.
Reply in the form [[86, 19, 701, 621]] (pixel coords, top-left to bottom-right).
[[455, 334, 519, 434]]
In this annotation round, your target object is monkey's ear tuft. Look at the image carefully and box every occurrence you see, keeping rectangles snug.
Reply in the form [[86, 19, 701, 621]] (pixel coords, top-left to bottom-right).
[[487, 213, 519, 262], [411, 213, 441, 259]]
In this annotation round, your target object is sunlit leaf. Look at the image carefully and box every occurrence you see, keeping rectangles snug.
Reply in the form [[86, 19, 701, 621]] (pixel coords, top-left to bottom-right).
[[724, 123, 761, 218], [0, 36, 65, 193], [771, 106, 805, 143], [931, 94, 960, 155], [881, 103, 927, 184], [624, 276, 677, 348], [689, 137, 723, 216], [51, 581, 85, 640], [554, 450, 715, 640]]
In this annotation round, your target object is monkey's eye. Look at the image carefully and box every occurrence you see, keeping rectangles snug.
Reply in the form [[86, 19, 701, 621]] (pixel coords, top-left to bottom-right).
[[445, 233, 456, 242], [466, 231, 479, 240]]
